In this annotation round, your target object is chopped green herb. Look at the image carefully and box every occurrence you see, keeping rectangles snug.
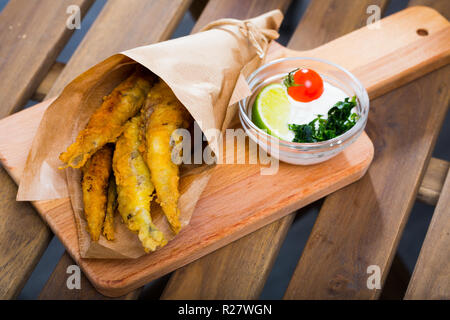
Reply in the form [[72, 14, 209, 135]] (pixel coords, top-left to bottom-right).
[[288, 96, 359, 143]]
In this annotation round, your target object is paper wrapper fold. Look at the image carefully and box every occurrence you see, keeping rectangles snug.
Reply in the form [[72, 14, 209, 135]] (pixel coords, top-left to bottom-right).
[[16, 10, 283, 259]]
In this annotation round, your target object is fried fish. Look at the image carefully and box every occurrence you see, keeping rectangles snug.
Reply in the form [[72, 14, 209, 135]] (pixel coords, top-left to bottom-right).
[[102, 174, 117, 241], [113, 114, 166, 252], [60, 69, 153, 169], [143, 81, 191, 234], [81, 144, 113, 241]]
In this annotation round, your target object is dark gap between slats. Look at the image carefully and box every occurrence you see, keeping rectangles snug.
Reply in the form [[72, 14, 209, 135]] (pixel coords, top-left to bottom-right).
[[383, 0, 409, 17], [0, 0, 9, 12], [169, 1, 198, 39], [432, 110, 450, 160], [18, 237, 66, 299], [140, 274, 172, 300], [277, 0, 311, 46]]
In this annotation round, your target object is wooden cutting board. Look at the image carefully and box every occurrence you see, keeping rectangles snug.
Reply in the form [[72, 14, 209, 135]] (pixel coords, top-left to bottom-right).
[[0, 6, 448, 297]]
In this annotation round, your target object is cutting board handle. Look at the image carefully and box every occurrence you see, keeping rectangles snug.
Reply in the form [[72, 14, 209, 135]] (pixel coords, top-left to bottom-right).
[[267, 6, 450, 98]]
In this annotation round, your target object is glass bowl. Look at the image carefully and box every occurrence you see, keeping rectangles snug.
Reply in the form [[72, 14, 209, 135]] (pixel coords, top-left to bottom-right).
[[239, 57, 369, 165]]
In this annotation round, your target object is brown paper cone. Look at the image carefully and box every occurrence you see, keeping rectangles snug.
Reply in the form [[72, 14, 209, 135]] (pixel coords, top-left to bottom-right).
[[16, 10, 283, 258]]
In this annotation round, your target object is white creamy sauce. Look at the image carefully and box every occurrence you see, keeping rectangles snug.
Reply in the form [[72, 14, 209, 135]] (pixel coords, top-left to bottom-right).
[[284, 81, 350, 141]]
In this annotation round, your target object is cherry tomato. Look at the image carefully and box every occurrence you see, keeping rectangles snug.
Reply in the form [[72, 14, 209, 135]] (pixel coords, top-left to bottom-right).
[[284, 68, 324, 102]]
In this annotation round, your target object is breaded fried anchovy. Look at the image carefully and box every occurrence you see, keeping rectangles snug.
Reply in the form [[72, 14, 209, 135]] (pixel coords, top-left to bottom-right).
[[143, 81, 191, 234], [81, 144, 113, 241], [102, 174, 117, 241], [113, 114, 166, 252], [59, 69, 153, 169]]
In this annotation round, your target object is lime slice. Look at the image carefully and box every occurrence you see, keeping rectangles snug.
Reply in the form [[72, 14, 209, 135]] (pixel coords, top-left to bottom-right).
[[252, 83, 292, 140]]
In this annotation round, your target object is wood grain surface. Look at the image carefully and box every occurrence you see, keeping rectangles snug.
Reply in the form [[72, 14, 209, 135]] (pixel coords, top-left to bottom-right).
[[405, 170, 450, 299], [410, 0, 450, 19], [190, 0, 291, 33], [0, 0, 93, 117], [162, 0, 389, 300], [417, 157, 449, 205], [0, 0, 94, 299], [32, 62, 66, 102], [46, 0, 192, 98], [35, 0, 192, 300], [284, 0, 450, 300], [289, 0, 388, 51], [0, 163, 52, 299], [38, 252, 141, 300], [284, 0, 450, 297], [0, 96, 373, 297]]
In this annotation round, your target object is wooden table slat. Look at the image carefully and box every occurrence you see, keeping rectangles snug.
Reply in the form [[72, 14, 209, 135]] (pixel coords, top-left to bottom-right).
[[284, 0, 450, 299], [0, 0, 94, 300], [288, 0, 388, 51], [0, 0, 94, 117], [38, 0, 192, 300], [161, 0, 389, 300], [46, 0, 192, 98], [409, 0, 450, 19], [417, 157, 449, 205], [190, 0, 291, 34], [38, 252, 141, 300], [405, 170, 450, 299], [0, 170, 52, 299]]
